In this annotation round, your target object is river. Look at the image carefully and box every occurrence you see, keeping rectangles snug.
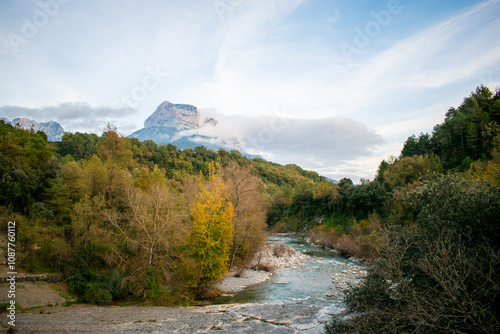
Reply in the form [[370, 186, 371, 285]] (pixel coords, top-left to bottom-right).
[[11, 235, 367, 333], [215, 234, 367, 329]]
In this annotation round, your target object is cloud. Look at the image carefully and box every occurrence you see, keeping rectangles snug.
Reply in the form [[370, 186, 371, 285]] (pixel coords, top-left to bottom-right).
[[344, 0, 500, 101], [0, 102, 139, 134], [180, 109, 384, 180]]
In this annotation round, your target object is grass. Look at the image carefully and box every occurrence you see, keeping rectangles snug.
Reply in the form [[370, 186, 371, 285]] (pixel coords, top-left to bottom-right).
[[63, 300, 80, 307], [48, 282, 77, 305], [49, 284, 61, 292], [59, 292, 74, 300]]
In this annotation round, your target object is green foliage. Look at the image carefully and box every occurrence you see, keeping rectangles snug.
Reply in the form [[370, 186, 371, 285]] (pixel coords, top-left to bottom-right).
[[344, 179, 389, 217], [145, 268, 165, 300], [383, 154, 443, 187], [59, 132, 100, 161], [268, 176, 392, 233], [68, 269, 126, 305], [84, 282, 113, 305], [0, 121, 55, 212], [401, 85, 500, 170], [412, 174, 500, 245], [329, 175, 500, 333]]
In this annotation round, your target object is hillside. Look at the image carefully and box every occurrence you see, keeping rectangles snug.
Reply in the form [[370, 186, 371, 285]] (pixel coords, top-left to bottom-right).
[[0, 119, 326, 307]]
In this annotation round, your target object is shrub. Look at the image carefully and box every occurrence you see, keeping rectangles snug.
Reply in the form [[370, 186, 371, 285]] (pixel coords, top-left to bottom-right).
[[354, 232, 385, 261], [308, 225, 339, 249], [84, 282, 112, 305], [145, 268, 165, 300], [273, 244, 293, 257], [328, 201, 500, 333], [334, 235, 360, 257], [68, 269, 126, 305]]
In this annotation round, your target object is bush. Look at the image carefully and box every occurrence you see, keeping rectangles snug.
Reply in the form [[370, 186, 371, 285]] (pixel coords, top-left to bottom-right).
[[308, 225, 339, 249], [68, 269, 126, 305], [336, 228, 499, 332], [272, 244, 294, 258], [145, 267, 165, 300], [354, 232, 385, 261], [272, 244, 290, 257], [334, 235, 360, 257], [84, 282, 112, 305]]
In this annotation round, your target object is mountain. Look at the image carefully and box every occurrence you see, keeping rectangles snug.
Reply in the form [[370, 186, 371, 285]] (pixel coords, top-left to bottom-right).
[[1, 117, 65, 141], [144, 101, 201, 130], [129, 101, 247, 153]]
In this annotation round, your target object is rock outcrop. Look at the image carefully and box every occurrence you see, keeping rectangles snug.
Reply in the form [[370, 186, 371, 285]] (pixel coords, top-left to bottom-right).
[[144, 101, 201, 130]]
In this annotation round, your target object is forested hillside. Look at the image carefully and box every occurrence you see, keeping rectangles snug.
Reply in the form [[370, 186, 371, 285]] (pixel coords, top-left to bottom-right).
[[320, 85, 500, 333], [0, 121, 325, 305], [400, 85, 500, 168]]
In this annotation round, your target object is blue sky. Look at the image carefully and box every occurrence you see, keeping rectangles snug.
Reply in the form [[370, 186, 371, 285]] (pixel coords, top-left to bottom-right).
[[1, 0, 499, 182]]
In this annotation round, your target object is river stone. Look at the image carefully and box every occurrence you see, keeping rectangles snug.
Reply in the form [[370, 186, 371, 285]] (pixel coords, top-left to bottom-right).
[[7, 303, 327, 333], [230, 303, 321, 331]]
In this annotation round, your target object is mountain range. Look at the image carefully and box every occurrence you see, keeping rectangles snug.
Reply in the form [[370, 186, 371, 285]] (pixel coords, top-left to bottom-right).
[[2, 101, 257, 157], [1, 117, 65, 141]]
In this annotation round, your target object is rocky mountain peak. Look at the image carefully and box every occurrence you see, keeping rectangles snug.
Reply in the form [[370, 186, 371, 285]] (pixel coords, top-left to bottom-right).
[[4, 117, 65, 141], [144, 101, 201, 130], [129, 100, 256, 156]]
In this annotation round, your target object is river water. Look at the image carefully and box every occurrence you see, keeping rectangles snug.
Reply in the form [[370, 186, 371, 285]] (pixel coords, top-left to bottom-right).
[[216, 234, 366, 310]]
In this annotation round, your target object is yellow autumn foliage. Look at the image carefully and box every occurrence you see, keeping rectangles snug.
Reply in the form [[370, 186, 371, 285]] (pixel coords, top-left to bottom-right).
[[189, 160, 234, 287]]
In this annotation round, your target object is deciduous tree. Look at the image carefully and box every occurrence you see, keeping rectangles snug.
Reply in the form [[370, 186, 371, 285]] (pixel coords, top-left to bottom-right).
[[188, 160, 234, 288]]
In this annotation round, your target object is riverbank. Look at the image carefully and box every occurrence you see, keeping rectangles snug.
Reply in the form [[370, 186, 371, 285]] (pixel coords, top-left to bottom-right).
[[216, 243, 309, 294], [0, 236, 360, 333], [2, 301, 338, 333]]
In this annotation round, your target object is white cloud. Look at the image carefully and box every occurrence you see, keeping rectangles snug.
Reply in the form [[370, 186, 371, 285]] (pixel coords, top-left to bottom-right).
[[179, 109, 384, 181]]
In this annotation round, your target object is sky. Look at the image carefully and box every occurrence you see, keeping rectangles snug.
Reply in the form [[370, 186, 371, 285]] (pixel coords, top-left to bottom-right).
[[1, 0, 499, 182]]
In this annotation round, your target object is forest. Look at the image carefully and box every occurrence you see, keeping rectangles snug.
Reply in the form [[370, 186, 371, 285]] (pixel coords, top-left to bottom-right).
[[0, 84, 499, 333], [0, 119, 325, 305]]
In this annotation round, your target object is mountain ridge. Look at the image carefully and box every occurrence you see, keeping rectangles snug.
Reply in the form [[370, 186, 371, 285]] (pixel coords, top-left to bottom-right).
[[1, 117, 65, 141]]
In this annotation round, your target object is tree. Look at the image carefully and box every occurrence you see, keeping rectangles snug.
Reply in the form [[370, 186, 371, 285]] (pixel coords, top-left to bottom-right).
[[188, 160, 234, 289], [59, 132, 99, 161], [384, 154, 442, 187], [98, 125, 135, 205], [105, 184, 187, 296], [0, 121, 54, 212], [345, 179, 388, 218], [328, 175, 500, 333], [224, 162, 267, 269]]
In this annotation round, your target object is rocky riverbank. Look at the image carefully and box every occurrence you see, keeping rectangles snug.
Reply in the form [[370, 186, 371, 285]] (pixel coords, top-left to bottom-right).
[[2, 301, 341, 333], [0, 239, 351, 333], [215, 243, 309, 294]]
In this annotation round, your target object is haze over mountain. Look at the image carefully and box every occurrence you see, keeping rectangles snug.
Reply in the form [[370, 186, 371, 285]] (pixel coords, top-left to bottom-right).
[[1, 117, 65, 141]]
